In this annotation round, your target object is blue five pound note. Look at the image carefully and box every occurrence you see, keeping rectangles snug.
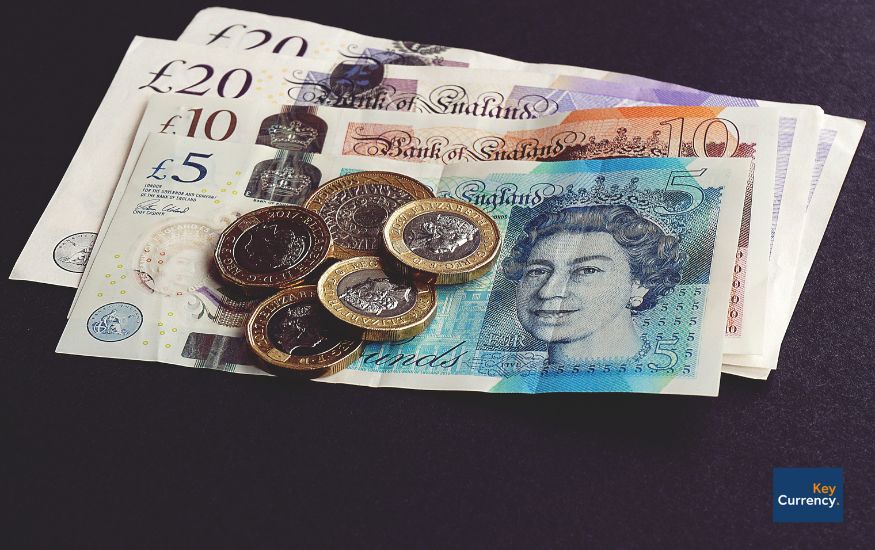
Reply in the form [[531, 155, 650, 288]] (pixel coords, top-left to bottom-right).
[[345, 157, 747, 394]]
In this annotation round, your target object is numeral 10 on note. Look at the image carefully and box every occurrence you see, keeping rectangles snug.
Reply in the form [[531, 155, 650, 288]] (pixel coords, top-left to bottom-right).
[[158, 109, 239, 141], [660, 117, 742, 157]]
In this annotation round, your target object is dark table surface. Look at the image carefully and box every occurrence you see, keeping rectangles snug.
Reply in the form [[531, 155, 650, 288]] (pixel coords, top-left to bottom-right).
[[3, 0, 873, 547]]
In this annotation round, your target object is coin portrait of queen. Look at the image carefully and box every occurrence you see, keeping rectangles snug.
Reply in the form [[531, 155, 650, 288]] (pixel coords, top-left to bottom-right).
[[407, 214, 479, 256], [501, 205, 687, 364]]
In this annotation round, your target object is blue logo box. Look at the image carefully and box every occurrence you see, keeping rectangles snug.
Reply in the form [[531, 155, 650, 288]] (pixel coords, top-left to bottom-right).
[[773, 468, 843, 523]]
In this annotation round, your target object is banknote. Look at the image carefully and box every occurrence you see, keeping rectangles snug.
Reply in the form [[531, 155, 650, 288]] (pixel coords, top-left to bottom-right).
[[59, 134, 749, 395], [723, 115, 866, 375], [343, 156, 747, 395], [177, 7, 697, 92], [71, 95, 777, 355]]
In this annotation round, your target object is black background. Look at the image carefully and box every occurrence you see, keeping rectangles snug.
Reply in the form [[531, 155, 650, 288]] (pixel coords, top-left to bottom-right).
[[3, 1, 873, 547]]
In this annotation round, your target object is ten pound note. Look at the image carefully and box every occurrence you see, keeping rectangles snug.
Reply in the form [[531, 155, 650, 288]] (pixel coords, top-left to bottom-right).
[[59, 134, 749, 396]]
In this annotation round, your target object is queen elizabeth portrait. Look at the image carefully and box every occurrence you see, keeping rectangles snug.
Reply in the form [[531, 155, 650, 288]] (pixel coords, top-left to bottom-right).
[[501, 205, 687, 364]]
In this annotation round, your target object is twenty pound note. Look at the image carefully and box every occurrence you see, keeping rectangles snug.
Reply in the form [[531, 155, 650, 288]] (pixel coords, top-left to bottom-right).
[[59, 134, 748, 395]]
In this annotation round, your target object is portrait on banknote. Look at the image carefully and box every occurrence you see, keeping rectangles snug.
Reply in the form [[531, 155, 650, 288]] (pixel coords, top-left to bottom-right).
[[501, 204, 686, 363], [474, 172, 725, 392]]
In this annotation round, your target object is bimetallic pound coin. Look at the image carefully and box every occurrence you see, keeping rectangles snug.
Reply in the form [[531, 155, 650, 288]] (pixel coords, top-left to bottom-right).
[[317, 256, 437, 341], [383, 198, 501, 284], [247, 285, 364, 376], [303, 171, 434, 260], [215, 206, 331, 290]]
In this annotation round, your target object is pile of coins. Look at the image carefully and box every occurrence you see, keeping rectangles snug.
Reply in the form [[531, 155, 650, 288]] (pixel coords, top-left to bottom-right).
[[213, 171, 501, 377]]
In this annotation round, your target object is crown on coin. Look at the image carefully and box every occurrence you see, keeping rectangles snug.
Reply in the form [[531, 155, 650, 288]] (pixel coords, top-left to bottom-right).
[[268, 121, 318, 150], [258, 168, 312, 197]]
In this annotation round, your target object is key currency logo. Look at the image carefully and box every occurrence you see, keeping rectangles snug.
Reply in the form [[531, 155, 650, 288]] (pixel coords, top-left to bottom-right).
[[773, 468, 844, 523], [87, 303, 143, 342], [54, 232, 97, 273]]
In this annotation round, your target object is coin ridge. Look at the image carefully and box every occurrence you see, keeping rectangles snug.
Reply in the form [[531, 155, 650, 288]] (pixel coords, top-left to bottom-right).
[[383, 197, 501, 285], [246, 285, 363, 376], [317, 255, 437, 341]]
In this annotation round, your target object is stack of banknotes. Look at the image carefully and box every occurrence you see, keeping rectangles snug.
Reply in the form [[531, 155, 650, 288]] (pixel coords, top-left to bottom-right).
[[12, 7, 864, 396]]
